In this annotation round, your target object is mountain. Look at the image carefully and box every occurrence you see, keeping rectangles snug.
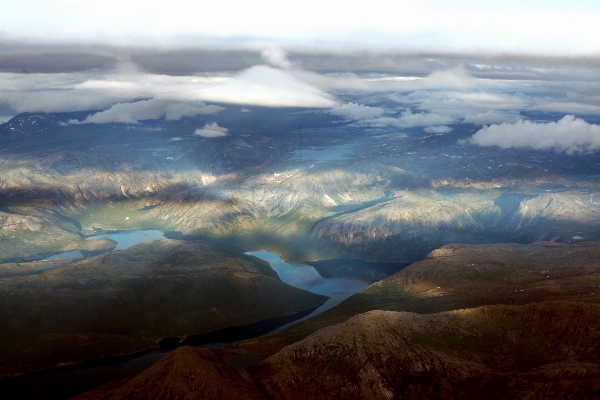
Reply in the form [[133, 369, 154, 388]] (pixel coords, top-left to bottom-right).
[[2, 110, 600, 264], [0, 239, 326, 378], [72, 347, 264, 400], [73, 242, 600, 400], [251, 302, 600, 399]]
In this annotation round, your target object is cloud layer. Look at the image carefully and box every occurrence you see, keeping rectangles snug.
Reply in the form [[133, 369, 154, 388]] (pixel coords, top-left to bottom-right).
[[2, 2, 599, 55], [329, 102, 385, 120], [67, 99, 224, 124], [468, 115, 600, 153], [330, 103, 455, 130]]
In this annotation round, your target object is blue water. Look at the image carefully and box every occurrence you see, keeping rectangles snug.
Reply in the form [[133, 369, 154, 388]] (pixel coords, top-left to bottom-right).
[[245, 250, 368, 329], [46, 249, 84, 260], [3, 246, 372, 397], [43, 229, 166, 261], [85, 229, 165, 250]]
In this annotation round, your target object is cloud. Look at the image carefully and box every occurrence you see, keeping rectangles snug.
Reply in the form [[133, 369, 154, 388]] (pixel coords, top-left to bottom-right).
[[3, 2, 599, 55], [358, 109, 453, 129], [194, 122, 228, 138], [297, 65, 483, 94], [463, 111, 522, 125], [329, 102, 385, 120], [391, 90, 529, 113], [261, 47, 292, 69], [333, 106, 454, 130], [424, 125, 453, 134], [468, 115, 600, 153], [530, 101, 600, 114], [190, 65, 339, 108], [421, 65, 477, 90], [0, 56, 340, 116], [324, 100, 455, 130], [67, 99, 224, 124]]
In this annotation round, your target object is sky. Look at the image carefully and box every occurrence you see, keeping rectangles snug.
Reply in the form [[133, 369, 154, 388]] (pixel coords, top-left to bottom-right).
[[1, 0, 600, 151]]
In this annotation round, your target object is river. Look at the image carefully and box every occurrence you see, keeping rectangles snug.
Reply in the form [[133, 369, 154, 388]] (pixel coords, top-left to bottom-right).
[[0, 232, 405, 399]]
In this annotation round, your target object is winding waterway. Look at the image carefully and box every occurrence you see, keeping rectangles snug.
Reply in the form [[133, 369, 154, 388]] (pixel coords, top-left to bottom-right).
[[1, 232, 404, 399], [245, 251, 369, 332]]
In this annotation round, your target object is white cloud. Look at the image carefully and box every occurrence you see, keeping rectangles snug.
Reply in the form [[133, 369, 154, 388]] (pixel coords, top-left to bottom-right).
[[0, 59, 339, 116], [190, 65, 338, 108], [393, 109, 454, 128], [261, 47, 292, 69], [469, 115, 600, 153], [299, 66, 483, 94], [1, 88, 118, 113], [530, 101, 600, 114], [391, 90, 529, 112], [463, 111, 522, 125], [347, 109, 454, 130], [326, 102, 454, 130], [194, 122, 229, 138], [329, 102, 385, 120], [421, 66, 477, 90], [424, 125, 453, 134], [68, 99, 224, 124]]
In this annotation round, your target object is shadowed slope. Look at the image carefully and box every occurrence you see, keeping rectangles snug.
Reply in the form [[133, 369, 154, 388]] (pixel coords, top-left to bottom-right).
[[72, 346, 264, 400]]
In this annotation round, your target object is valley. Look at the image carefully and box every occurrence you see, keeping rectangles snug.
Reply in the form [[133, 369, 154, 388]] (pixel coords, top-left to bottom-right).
[[2, 107, 600, 398]]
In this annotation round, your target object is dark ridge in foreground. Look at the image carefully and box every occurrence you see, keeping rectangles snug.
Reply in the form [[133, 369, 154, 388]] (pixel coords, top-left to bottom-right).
[[71, 242, 600, 400], [73, 301, 600, 399]]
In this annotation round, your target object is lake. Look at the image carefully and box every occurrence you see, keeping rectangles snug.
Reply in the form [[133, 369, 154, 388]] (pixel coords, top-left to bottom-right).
[[45, 229, 166, 260], [85, 229, 166, 250], [245, 251, 371, 330]]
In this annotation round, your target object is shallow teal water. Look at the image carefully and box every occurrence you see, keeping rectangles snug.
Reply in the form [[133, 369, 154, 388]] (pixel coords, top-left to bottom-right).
[[45, 229, 166, 260], [85, 229, 166, 250], [245, 250, 368, 328]]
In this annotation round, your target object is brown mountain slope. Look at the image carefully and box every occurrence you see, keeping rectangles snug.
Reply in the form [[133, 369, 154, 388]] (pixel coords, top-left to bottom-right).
[[79, 301, 600, 400], [251, 302, 600, 399], [72, 346, 264, 400], [0, 239, 326, 378], [236, 241, 600, 357]]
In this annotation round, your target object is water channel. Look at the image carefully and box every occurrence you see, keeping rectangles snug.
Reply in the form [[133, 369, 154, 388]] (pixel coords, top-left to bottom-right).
[[1, 230, 405, 399]]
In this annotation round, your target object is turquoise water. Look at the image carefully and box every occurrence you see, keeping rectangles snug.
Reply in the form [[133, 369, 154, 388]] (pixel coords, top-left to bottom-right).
[[5, 246, 376, 397], [245, 250, 368, 328], [46, 249, 84, 260], [85, 229, 165, 250], [44, 229, 166, 260]]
